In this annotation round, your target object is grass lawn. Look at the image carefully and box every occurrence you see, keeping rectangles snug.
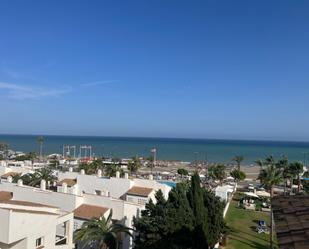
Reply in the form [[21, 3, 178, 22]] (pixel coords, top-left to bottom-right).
[[224, 194, 272, 249]]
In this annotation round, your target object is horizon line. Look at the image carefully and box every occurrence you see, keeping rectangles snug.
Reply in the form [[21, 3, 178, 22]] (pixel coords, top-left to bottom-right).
[[1, 132, 309, 144]]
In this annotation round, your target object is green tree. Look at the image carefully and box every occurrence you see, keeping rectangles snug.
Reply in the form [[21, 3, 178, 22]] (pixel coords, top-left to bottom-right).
[[0, 142, 9, 159], [127, 156, 141, 175], [289, 161, 304, 193], [37, 136, 44, 161], [258, 157, 283, 249], [208, 164, 226, 183], [232, 155, 244, 170], [12, 173, 22, 183], [133, 173, 225, 249], [177, 168, 189, 179], [74, 211, 131, 249], [230, 169, 246, 182], [15, 152, 37, 161], [255, 159, 264, 169], [105, 163, 124, 177], [276, 155, 289, 195], [19, 168, 57, 187]]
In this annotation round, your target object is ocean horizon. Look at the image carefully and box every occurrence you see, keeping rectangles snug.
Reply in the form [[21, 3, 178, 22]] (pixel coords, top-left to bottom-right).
[[1, 134, 309, 165]]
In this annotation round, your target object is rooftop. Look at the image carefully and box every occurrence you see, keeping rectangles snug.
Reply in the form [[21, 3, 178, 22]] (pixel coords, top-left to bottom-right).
[[0, 191, 13, 201], [58, 178, 76, 187], [272, 195, 309, 249], [126, 186, 153, 197], [74, 204, 109, 220], [1, 172, 20, 179]]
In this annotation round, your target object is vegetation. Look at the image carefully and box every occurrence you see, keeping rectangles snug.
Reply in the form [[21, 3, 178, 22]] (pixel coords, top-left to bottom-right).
[[105, 163, 124, 177], [230, 169, 246, 182], [133, 173, 226, 249], [74, 211, 131, 249], [15, 152, 37, 161], [208, 164, 226, 183], [12, 168, 56, 187], [78, 158, 104, 175], [258, 156, 283, 249], [127, 156, 141, 175], [232, 155, 244, 170], [226, 194, 271, 249], [289, 161, 304, 193], [0, 142, 9, 159], [177, 168, 189, 178], [37, 136, 44, 161]]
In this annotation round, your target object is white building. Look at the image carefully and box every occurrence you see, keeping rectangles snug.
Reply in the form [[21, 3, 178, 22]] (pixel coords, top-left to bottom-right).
[[215, 185, 234, 202], [0, 191, 74, 249], [0, 169, 172, 249]]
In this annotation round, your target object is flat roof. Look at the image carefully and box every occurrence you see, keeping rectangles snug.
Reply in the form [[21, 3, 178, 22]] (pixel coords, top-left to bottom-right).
[[0, 200, 56, 208], [272, 195, 309, 249]]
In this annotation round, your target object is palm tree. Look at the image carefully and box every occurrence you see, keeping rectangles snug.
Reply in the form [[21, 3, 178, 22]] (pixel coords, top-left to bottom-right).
[[208, 164, 226, 184], [289, 161, 304, 193], [254, 159, 264, 170], [258, 159, 283, 249], [276, 155, 289, 195], [23, 168, 56, 187], [37, 136, 44, 161], [0, 142, 9, 160], [127, 156, 141, 176], [74, 211, 131, 249], [232, 155, 244, 170]]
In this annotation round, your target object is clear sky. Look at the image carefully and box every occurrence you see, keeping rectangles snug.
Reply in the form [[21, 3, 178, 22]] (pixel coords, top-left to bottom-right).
[[0, 0, 309, 141]]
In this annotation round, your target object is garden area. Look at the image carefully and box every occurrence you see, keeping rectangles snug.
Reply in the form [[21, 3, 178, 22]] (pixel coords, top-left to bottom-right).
[[224, 193, 274, 249]]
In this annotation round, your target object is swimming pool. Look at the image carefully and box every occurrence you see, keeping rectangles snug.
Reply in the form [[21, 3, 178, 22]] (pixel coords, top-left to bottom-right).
[[158, 181, 177, 188]]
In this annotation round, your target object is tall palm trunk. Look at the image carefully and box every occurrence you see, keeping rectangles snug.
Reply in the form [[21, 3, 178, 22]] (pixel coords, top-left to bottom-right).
[[298, 174, 301, 193], [270, 186, 274, 249]]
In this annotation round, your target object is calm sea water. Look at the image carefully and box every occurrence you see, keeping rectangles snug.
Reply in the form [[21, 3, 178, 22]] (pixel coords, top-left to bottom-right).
[[0, 134, 309, 164]]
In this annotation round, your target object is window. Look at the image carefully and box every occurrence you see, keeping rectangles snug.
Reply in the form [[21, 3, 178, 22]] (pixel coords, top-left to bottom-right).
[[95, 190, 102, 195], [138, 198, 147, 205], [36, 237, 43, 248]]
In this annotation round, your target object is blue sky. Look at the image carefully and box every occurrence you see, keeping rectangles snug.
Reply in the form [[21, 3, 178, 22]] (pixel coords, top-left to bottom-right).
[[0, 0, 309, 141]]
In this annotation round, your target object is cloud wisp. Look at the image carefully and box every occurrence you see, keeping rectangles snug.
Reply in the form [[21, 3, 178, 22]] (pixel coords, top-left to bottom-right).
[[0, 82, 71, 100], [81, 80, 119, 87]]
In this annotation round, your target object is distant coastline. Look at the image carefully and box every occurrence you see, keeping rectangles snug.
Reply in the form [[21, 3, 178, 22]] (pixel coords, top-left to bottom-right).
[[1, 134, 309, 164]]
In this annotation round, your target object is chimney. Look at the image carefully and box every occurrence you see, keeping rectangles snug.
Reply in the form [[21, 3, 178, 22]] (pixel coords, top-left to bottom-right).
[[124, 172, 129, 179], [97, 169, 102, 177], [40, 179, 46, 191], [80, 169, 85, 175], [69, 167, 73, 172], [116, 171, 120, 178], [62, 182, 68, 193], [149, 174, 153, 181], [17, 179, 23, 186], [106, 190, 110, 197], [7, 176, 12, 183]]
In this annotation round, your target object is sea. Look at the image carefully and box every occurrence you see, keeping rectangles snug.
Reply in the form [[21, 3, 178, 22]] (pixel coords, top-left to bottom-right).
[[0, 134, 309, 165]]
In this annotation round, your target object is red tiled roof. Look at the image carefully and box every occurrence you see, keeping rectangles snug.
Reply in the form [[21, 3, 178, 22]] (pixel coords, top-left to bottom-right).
[[57, 178, 76, 187], [126, 186, 153, 197], [0, 191, 13, 201], [74, 204, 109, 220], [1, 172, 20, 179]]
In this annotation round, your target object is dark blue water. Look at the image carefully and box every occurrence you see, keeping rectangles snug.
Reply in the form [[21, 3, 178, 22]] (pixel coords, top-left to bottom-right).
[[0, 134, 309, 164]]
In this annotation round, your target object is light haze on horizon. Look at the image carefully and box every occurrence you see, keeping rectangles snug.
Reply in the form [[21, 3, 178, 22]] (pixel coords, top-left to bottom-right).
[[0, 1, 309, 141]]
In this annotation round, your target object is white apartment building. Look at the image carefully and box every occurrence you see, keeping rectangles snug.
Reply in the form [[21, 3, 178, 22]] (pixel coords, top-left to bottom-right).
[[0, 191, 74, 249], [0, 170, 172, 249]]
